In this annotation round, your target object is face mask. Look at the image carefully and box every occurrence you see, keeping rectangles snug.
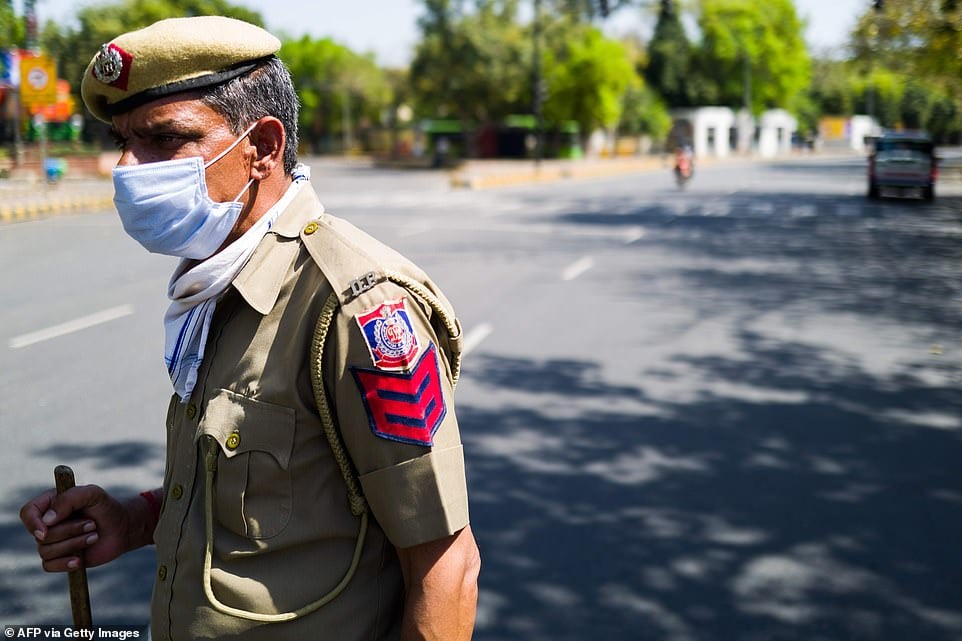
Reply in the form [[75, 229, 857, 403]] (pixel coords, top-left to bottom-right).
[[112, 123, 257, 260]]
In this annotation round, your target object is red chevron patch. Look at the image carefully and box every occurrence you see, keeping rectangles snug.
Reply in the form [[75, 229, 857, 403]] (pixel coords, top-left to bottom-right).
[[350, 343, 446, 446]]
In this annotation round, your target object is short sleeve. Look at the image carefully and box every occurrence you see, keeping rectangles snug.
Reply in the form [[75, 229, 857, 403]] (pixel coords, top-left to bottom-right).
[[325, 280, 469, 548]]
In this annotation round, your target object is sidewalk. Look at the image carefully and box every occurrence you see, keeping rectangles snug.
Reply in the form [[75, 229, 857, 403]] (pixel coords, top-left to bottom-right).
[[449, 155, 672, 189], [0, 176, 114, 224]]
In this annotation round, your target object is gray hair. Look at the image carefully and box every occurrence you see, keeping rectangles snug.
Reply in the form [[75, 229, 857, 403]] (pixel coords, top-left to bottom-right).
[[201, 55, 300, 175]]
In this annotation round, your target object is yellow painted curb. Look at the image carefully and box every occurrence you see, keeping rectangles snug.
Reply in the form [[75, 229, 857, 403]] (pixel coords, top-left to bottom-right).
[[451, 159, 665, 190], [0, 196, 115, 224]]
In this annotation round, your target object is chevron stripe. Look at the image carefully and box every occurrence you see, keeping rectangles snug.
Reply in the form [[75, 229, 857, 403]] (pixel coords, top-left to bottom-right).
[[351, 343, 446, 446]]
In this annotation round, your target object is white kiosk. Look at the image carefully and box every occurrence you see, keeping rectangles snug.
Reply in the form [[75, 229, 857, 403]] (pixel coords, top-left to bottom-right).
[[757, 109, 798, 157], [670, 107, 735, 158]]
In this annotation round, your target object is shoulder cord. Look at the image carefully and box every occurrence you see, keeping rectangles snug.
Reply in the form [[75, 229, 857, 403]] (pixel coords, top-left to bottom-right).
[[201, 291, 368, 623], [200, 275, 460, 623], [383, 270, 463, 386]]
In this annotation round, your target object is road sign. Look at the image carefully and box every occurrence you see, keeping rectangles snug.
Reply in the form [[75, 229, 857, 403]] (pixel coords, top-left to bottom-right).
[[20, 53, 56, 108]]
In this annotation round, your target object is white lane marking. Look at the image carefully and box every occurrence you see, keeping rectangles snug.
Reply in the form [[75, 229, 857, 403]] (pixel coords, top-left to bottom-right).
[[561, 256, 594, 281], [623, 226, 646, 243], [461, 323, 493, 356], [9, 304, 135, 349]]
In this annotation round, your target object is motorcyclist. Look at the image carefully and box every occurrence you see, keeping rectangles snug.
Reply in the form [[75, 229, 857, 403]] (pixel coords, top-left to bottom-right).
[[675, 143, 694, 177], [674, 142, 694, 186]]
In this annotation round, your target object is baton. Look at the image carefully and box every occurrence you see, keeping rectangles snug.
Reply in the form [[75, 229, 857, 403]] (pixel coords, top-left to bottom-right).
[[54, 465, 94, 628]]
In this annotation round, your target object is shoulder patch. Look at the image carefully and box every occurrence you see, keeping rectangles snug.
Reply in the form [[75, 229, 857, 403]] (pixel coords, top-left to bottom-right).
[[351, 343, 446, 446], [355, 298, 420, 370]]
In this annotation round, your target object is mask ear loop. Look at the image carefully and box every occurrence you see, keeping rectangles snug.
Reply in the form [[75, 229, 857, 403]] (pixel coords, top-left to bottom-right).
[[203, 121, 259, 169], [204, 121, 260, 204], [231, 178, 255, 203]]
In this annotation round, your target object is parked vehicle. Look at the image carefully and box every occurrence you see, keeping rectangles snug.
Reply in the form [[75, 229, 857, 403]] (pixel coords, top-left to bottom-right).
[[867, 132, 937, 201]]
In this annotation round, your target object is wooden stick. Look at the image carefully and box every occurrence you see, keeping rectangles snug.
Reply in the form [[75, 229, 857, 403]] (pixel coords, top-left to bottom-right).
[[54, 465, 93, 628]]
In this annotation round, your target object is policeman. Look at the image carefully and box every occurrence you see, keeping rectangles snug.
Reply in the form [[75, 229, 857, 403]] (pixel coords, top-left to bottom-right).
[[19, 16, 480, 641]]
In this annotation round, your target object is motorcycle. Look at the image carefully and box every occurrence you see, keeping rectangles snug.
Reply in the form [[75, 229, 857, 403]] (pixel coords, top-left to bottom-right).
[[674, 150, 693, 188]]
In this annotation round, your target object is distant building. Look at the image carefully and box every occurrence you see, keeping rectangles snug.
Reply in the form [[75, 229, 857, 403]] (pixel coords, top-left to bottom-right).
[[819, 115, 881, 153], [757, 109, 797, 157], [669, 107, 735, 158], [670, 107, 798, 158]]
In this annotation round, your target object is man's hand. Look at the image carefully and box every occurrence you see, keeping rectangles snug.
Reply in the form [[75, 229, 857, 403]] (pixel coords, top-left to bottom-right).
[[397, 525, 481, 641], [19, 485, 157, 572]]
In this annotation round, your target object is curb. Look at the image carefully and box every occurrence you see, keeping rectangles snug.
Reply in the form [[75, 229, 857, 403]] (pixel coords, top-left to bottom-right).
[[0, 194, 115, 224], [449, 157, 682, 190]]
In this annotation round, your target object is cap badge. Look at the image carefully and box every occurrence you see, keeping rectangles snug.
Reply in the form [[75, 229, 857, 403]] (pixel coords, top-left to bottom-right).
[[92, 43, 131, 89]]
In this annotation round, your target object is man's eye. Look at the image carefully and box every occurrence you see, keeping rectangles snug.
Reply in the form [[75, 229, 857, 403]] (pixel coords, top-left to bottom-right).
[[112, 136, 127, 151]]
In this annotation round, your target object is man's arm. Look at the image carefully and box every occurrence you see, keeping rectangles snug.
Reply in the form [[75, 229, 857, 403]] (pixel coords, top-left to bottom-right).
[[396, 525, 481, 641]]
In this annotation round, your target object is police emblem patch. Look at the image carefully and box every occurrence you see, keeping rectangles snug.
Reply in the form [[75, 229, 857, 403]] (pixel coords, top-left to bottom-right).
[[92, 43, 132, 90], [355, 298, 420, 370]]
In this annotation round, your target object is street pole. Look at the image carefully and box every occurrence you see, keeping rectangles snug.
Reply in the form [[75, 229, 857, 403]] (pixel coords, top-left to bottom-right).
[[342, 89, 352, 155], [532, 0, 544, 168], [742, 53, 751, 115]]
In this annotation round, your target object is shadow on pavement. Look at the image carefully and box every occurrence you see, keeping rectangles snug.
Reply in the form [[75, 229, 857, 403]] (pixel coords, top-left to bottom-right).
[[2, 445, 160, 624], [556, 189, 962, 333], [463, 347, 962, 641], [464, 182, 962, 640]]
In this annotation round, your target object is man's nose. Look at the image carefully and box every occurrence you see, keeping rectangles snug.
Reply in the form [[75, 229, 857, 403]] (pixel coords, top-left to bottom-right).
[[116, 148, 139, 167]]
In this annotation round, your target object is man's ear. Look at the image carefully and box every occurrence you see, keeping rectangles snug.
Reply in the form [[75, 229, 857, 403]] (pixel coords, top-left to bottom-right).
[[248, 117, 285, 181]]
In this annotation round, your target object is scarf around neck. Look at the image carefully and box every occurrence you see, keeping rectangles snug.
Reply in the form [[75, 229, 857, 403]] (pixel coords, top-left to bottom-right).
[[164, 165, 310, 400]]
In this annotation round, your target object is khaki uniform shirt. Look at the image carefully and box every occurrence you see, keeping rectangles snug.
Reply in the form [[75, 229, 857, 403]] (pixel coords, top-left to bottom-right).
[[150, 184, 469, 640]]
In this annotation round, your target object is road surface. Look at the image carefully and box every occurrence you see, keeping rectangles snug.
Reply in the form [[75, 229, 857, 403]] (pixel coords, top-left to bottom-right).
[[1, 155, 960, 640]]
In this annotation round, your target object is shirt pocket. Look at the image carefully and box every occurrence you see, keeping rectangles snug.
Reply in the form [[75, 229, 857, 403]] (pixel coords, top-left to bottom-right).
[[199, 389, 296, 540]]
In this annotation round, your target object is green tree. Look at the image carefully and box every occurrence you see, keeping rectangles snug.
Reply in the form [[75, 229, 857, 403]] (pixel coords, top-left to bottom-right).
[[807, 58, 857, 116], [280, 35, 391, 153], [692, 0, 811, 114], [541, 23, 636, 139], [644, 0, 691, 108], [409, 0, 530, 125], [851, 0, 962, 85], [619, 33, 670, 139], [852, 68, 903, 129], [0, 0, 23, 48], [849, 0, 962, 139], [619, 83, 670, 139]]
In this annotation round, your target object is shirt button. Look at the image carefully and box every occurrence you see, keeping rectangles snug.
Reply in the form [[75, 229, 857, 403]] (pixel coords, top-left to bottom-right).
[[185, 404, 197, 419], [225, 432, 241, 451], [158, 565, 168, 581], [304, 222, 319, 235], [171, 484, 184, 501]]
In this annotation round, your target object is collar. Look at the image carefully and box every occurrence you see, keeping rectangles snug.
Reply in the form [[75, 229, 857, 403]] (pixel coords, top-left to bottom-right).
[[232, 183, 325, 315]]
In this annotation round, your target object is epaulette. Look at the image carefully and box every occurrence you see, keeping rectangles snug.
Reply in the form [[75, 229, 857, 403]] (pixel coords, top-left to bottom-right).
[[299, 213, 463, 383]]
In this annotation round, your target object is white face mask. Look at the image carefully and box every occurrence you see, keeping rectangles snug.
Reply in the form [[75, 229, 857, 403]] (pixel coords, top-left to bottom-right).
[[112, 123, 257, 260]]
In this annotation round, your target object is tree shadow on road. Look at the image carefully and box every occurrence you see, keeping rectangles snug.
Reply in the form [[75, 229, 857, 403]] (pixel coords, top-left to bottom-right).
[[465, 182, 962, 640], [0, 442, 162, 624], [462, 344, 962, 641], [552, 188, 962, 334]]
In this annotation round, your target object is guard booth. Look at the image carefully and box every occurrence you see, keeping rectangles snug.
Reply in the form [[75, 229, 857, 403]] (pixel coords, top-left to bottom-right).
[[669, 107, 735, 158], [757, 109, 797, 157]]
